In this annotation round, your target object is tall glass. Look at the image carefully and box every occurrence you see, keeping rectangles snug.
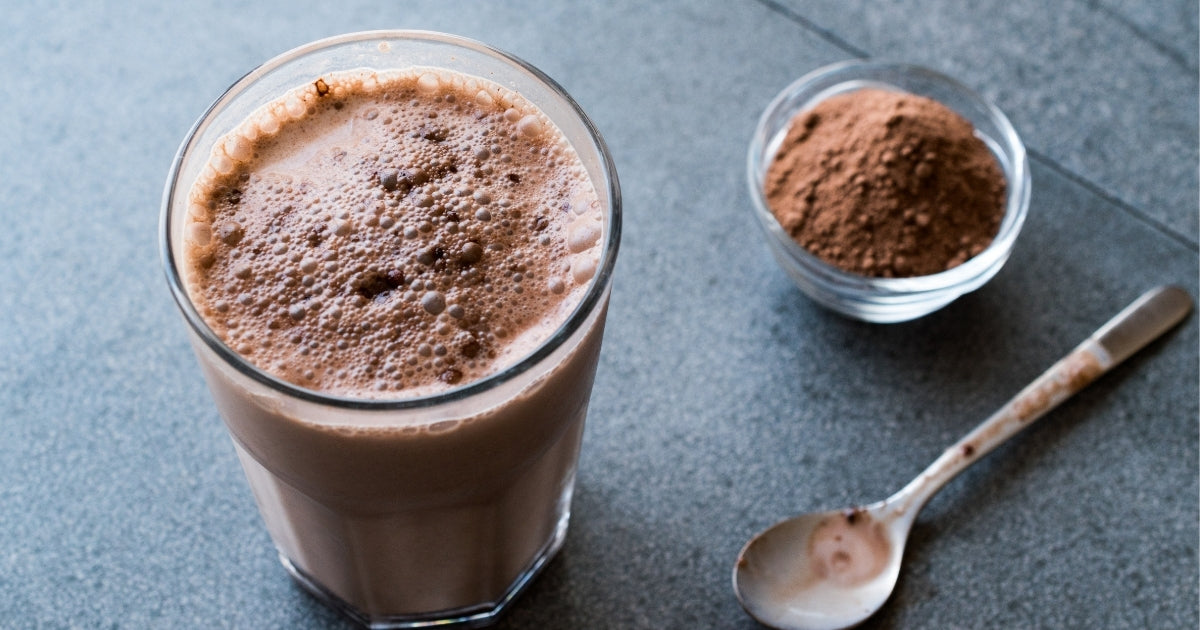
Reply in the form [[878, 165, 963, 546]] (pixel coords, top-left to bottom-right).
[[160, 31, 620, 628]]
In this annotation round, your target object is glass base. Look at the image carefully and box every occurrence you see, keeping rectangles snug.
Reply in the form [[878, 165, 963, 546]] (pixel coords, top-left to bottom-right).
[[280, 509, 571, 629]]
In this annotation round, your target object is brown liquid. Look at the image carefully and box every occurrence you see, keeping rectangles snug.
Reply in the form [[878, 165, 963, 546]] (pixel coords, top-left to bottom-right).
[[191, 302, 606, 615], [181, 68, 609, 619]]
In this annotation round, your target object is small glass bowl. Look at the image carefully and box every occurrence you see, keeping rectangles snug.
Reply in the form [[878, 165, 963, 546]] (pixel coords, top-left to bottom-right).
[[747, 60, 1030, 323]]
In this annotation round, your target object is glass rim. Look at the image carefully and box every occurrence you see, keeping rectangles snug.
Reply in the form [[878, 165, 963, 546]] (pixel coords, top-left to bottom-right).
[[747, 58, 1030, 296], [160, 29, 622, 411]]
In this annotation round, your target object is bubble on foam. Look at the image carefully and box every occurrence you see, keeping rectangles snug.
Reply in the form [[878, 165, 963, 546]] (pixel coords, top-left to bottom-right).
[[257, 113, 281, 135], [428, 419, 458, 433], [218, 221, 245, 246], [417, 73, 440, 93], [284, 95, 306, 119], [421, 291, 446, 315], [517, 115, 543, 138], [223, 135, 253, 162], [186, 221, 212, 246], [571, 254, 598, 284], [210, 152, 235, 176], [572, 191, 598, 215], [187, 201, 209, 221], [567, 221, 601, 253]]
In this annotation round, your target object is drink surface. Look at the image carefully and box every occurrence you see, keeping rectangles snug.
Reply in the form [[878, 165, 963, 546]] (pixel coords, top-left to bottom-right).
[[184, 68, 604, 398]]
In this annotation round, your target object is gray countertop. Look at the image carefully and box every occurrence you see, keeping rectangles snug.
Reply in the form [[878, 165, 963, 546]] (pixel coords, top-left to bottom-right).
[[2, 2, 1196, 628]]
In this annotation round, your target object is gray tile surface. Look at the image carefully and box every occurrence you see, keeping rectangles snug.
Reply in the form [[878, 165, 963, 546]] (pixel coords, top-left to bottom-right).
[[1, 1, 1196, 629], [771, 0, 1200, 242], [1101, 0, 1199, 70]]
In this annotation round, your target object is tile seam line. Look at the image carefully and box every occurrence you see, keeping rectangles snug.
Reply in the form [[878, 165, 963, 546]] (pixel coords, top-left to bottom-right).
[[1090, 0, 1198, 74], [755, 0, 1199, 253], [1027, 148, 1198, 252], [755, 0, 869, 58], [756, 0, 1197, 75]]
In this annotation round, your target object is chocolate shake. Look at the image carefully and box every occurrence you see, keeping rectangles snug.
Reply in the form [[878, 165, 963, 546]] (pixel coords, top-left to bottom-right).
[[161, 32, 619, 627]]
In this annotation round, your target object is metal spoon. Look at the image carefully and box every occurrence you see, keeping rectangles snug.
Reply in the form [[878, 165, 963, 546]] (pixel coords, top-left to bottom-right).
[[733, 285, 1192, 630]]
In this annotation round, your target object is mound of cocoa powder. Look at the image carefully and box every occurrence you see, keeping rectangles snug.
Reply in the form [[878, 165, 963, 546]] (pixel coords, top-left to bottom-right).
[[764, 88, 1006, 277]]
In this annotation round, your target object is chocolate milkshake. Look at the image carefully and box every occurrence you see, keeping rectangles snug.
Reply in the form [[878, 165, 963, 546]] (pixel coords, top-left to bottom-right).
[[161, 32, 620, 628]]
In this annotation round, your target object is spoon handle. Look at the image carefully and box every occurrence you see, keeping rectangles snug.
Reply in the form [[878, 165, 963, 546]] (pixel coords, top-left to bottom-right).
[[889, 285, 1192, 518]]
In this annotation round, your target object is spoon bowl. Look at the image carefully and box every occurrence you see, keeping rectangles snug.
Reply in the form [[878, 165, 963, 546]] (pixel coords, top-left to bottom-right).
[[735, 503, 905, 630], [733, 286, 1192, 630]]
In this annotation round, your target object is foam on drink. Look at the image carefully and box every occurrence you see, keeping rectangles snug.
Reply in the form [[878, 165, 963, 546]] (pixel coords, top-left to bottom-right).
[[184, 68, 604, 398]]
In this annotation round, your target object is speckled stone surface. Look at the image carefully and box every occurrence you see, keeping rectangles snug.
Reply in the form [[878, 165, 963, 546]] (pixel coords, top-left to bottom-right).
[[771, 0, 1200, 241], [1, 2, 1195, 629]]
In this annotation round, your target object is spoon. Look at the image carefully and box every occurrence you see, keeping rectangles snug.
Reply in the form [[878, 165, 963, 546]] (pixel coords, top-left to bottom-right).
[[733, 285, 1192, 630]]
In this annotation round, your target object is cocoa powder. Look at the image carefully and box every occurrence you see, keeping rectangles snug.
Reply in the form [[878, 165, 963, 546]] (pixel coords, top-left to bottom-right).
[[764, 88, 1006, 277]]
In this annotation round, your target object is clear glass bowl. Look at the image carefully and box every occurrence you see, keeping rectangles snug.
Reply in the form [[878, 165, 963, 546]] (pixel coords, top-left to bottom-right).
[[747, 60, 1030, 323]]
